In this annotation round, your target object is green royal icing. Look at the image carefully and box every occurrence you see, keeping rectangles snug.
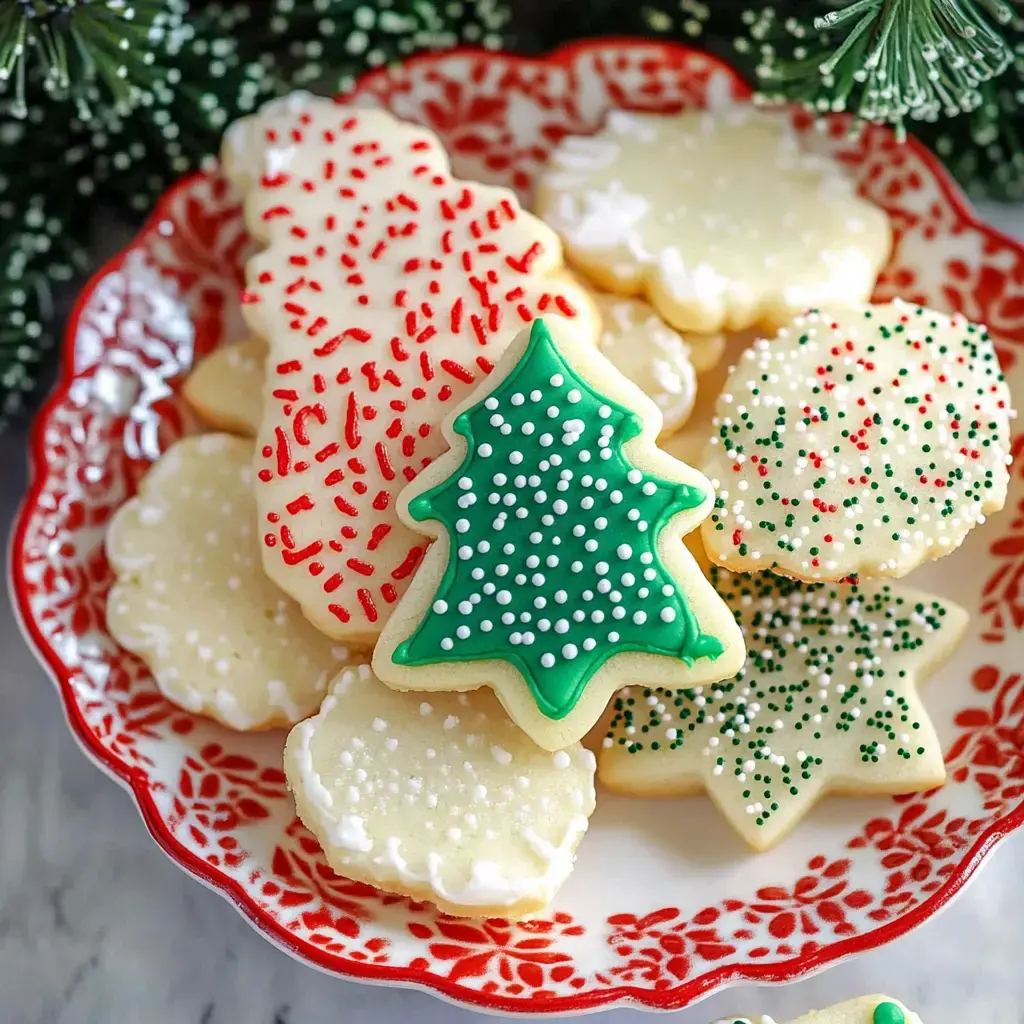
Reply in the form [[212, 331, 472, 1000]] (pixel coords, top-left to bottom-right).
[[394, 318, 725, 719], [872, 1002, 906, 1024]]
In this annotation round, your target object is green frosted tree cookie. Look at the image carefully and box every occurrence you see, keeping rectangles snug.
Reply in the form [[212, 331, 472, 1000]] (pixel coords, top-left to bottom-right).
[[373, 316, 745, 750]]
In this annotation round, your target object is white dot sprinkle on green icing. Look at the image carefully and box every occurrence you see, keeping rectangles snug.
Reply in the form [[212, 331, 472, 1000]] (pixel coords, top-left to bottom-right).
[[393, 318, 730, 722]]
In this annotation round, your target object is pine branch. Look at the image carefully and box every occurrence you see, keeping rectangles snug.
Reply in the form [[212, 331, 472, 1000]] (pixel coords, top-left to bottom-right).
[[751, 0, 1019, 133], [917, 28, 1024, 197], [0, 203, 88, 418], [0, 0, 190, 118]]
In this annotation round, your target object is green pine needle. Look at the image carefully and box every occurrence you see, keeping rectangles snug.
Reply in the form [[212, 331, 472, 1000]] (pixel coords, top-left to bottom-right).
[[753, 0, 1019, 133], [0, 1, 188, 119], [268, 0, 511, 94]]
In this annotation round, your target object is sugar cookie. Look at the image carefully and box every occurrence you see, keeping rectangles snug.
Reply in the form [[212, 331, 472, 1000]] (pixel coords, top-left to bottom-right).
[[660, 330, 750, 468], [106, 434, 359, 730], [593, 292, 699, 434], [701, 301, 1013, 582], [373, 316, 745, 750], [599, 567, 966, 850], [222, 95, 599, 642], [536, 107, 891, 334], [284, 663, 596, 918], [182, 336, 266, 437], [711, 995, 923, 1024]]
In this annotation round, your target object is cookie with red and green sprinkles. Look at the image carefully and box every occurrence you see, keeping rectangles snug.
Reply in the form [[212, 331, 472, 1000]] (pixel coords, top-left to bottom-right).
[[700, 300, 1013, 582], [373, 315, 745, 752], [598, 564, 967, 850]]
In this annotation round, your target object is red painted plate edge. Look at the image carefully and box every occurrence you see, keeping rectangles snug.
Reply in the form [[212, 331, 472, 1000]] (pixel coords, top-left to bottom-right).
[[9, 37, 1024, 1016]]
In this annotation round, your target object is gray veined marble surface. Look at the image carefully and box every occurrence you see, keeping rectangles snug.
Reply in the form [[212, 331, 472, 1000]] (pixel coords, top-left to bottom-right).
[[4, 204, 1024, 1024]]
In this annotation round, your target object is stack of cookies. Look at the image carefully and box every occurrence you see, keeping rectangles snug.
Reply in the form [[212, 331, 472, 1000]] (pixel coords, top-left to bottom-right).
[[105, 93, 1013, 918]]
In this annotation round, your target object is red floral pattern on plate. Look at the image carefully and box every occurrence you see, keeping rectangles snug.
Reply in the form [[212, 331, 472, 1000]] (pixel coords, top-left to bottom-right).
[[10, 40, 1024, 1014]]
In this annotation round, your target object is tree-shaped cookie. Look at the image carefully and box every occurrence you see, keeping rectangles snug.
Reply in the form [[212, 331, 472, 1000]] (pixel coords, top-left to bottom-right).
[[221, 94, 598, 641], [373, 316, 745, 750], [599, 562, 967, 850], [701, 301, 1013, 581]]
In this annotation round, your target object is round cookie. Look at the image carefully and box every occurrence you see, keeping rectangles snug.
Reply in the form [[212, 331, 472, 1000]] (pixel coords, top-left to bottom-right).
[[182, 336, 266, 437], [284, 663, 597, 918], [593, 291, 726, 374], [701, 301, 1013, 582], [536, 107, 891, 334], [373, 315, 745, 751], [106, 433, 360, 729], [599, 567, 967, 850], [660, 329, 751, 468], [222, 94, 599, 642]]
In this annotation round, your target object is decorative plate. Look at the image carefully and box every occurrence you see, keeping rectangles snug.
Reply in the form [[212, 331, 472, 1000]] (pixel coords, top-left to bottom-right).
[[11, 39, 1024, 1016]]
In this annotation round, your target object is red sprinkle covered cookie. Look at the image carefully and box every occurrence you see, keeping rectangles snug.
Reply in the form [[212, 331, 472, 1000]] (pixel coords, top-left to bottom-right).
[[221, 94, 598, 641], [701, 301, 1013, 582]]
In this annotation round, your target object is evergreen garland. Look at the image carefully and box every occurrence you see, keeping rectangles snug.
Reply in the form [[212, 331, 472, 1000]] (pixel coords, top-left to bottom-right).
[[0, 0, 1021, 423]]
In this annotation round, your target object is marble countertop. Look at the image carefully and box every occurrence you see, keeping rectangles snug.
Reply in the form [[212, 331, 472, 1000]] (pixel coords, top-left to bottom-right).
[[5, 204, 1024, 1024]]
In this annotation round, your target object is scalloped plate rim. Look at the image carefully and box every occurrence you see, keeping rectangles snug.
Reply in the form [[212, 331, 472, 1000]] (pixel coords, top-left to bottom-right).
[[9, 37, 1024, 1016]]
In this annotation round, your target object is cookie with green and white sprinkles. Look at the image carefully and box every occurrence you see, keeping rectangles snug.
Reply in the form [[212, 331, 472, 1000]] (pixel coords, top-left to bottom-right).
[[599, 563, 967, 850], [709, 996, 922, 1024], [700, 300, 1013, 582], [373, 315, 745, 752]]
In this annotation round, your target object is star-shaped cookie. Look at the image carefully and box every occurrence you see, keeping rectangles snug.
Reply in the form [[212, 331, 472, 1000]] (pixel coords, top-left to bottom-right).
[[599, 564, 967, 849]]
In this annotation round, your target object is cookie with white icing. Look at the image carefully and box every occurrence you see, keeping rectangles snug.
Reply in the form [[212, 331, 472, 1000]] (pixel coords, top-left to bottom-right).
[[222, 93, 599, 642], [106, 434, 359, 729], [710, 995, 923, 1024], [284, 663, 596, 918], [536, 107, 891, 334], [183, 336, 266, 437], [373, 315, 744, 751], [701, 301, 1013, 582], [594, 292, 702, 434], [600, 564, 966, 850], [659, 329, 748, 469]]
